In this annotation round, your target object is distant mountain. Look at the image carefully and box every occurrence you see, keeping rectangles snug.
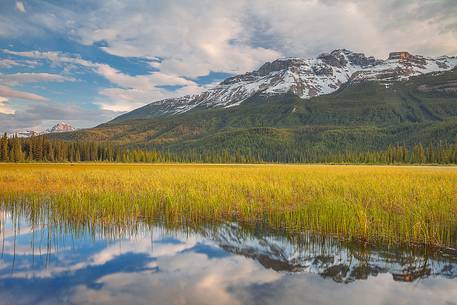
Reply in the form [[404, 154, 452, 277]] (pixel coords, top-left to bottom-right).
[[50, 50, 457, 158], [14, 130, 40, 138], [112, 49, 457, 123], [45, 122, 76, 133], [10, 122, 75, 138]]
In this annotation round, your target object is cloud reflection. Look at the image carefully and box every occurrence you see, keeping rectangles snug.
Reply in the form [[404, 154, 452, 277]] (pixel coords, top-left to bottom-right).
[[0, 217, 456, 305]]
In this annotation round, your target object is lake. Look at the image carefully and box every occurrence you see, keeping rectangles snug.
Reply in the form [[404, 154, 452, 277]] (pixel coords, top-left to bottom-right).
[[0, 209, 456, 305]]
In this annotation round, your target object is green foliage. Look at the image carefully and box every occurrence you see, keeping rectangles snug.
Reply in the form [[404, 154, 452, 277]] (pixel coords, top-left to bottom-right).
[[0, 134, 456, 164], [0, 133, 8, 162], [48, 69, 457, 157]]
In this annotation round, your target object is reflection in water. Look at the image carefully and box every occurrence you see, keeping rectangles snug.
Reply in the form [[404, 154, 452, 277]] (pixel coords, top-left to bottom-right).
[[208, 223, 457, 283], [0, 210, 456, 305]]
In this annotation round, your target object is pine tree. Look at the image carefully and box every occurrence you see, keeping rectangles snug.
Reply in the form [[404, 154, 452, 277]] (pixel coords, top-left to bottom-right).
[[9, 136, 24, 162], [0, 133, 8, 162], [452, 134, 457, 162]]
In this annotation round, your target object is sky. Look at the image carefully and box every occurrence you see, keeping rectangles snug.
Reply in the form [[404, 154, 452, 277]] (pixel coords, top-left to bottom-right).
[[0, 0, 457, 132]]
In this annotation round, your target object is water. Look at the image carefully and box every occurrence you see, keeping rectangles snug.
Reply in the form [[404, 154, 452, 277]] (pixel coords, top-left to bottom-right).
[[0, 210, 456, 305]]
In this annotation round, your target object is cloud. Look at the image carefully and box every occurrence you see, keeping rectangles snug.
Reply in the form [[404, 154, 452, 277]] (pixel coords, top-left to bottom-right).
[[0, 72, 76, 115], [238, 0, 457, 58], [73, 1, 282, 78], [2, 49, 96, 70], [0, 100, 118, 133], [0, 85, 47, 102], [16, 1, 26, 13], [93, 64, 202, 111], [96, 84, 202, 112], [0, 97, 15, 114], [95, 64, 194, 89], [2, 0, 457, 131], [0, 72, 74, 86], [3, 49, 206, 112], [0, 58, 26, 68], [3, 1, 457, 61], [69, 0, 457, 69]]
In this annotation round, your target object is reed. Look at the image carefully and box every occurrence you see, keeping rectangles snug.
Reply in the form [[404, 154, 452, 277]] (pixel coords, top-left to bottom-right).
[[0, 163, 456, 248]]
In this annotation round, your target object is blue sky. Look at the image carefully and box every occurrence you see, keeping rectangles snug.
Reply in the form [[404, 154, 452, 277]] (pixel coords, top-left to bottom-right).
[[1, 0, 457, 132]]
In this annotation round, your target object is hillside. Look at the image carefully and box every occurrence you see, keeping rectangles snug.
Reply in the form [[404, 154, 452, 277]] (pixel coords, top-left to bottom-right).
[[51, 67, 457, 157], [110, 50, 457, 123]]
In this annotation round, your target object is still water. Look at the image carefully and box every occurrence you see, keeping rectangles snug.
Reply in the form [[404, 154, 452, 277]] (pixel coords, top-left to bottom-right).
[[0, 210, 456, 305]]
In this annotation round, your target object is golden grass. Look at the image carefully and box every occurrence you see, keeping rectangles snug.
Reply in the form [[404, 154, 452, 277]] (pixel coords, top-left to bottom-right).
[[0, 163, 456, 248]]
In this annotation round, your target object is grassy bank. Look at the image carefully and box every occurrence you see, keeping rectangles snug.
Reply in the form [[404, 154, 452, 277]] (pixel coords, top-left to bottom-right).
[[0, 163, 456, 248]]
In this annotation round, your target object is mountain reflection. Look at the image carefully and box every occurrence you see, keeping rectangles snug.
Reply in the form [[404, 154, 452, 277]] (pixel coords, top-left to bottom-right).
[[1, 211, 456, 284], [207, 223, 457, 283], [0, 210, 457, 305]]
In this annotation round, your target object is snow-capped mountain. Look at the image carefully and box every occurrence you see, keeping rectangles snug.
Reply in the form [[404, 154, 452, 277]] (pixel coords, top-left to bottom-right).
[[9, 122, 76, 138], [116, 49, 457, 121], [206, 223, 457, 283], [14, 130, 40, 138], [45, 122, 76, 133]]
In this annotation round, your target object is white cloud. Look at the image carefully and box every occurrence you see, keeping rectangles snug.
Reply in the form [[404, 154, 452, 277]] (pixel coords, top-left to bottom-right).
[[0, 97, 15, 114], [0, 85, 47, 102], [96, 84, 202, 112], [94, 64, 203, 111], [2, 0, 457, 129], [2, 49, 96, 70], [16, 1, 26, 13], [95, 64, 194, 89], [0, 72, 75, 113], [3, 49, 206, 112], [74, 1, 282, 78], [70, 0, 457, 73], [0, 59, 23, 68], [0, 72, 74, 86]]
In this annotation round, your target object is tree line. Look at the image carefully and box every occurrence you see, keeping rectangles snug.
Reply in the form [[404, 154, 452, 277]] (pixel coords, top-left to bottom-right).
[[1, 133, 457, 164]]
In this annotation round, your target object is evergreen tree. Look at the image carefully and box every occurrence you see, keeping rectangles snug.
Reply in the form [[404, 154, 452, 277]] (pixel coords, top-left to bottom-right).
[[0, 133, 8, 162]]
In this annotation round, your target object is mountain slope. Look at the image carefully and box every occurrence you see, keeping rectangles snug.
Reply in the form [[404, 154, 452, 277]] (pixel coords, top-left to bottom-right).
[[112, 49, 457, 123], [10, 122, 76, 138], [51, 67, 457, 156], [46, 122, 75, 133]]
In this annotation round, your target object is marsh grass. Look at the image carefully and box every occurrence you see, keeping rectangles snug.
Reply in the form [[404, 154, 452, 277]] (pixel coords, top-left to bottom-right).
[[0, 163, 456, 248]]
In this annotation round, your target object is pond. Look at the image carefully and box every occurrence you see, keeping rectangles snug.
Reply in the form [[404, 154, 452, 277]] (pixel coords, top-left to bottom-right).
[[0, 210, 456, 305]]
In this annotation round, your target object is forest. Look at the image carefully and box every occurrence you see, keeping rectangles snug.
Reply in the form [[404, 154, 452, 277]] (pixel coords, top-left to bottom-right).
[[1, 133, 457, 164]]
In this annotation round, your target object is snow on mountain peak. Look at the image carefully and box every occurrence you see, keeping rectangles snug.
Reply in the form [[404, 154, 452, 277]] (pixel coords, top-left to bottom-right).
[[121, 49, 457, 119], [9, 122, 76, 138], [46, 122, 76, 133]]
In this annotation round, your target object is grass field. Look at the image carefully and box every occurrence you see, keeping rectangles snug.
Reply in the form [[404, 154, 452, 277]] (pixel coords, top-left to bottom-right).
[[0, 163, 456, 248]]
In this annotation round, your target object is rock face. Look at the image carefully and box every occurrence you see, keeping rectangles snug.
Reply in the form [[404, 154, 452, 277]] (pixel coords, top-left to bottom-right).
[[113, 49, 457, 122], [10, 122, 76, 138], [46, 122, 75, 133]]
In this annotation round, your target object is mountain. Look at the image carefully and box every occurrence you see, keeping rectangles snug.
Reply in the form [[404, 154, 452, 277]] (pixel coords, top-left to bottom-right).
[[112, 49, 457, 123], [9, 122, 75, 138], [14, 130, 40, 138], [50, 50, 457, 158], [45, 122, 76, 133]]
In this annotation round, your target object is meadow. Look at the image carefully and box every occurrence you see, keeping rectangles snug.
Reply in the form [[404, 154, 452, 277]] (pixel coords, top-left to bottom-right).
[[0, 163, 456, 248]]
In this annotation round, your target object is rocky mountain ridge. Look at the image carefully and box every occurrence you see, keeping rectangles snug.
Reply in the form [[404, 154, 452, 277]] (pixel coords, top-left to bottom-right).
[[45, 122, 75, 133], [113, 49, 457, 122], [10, 122, 75, 138]]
